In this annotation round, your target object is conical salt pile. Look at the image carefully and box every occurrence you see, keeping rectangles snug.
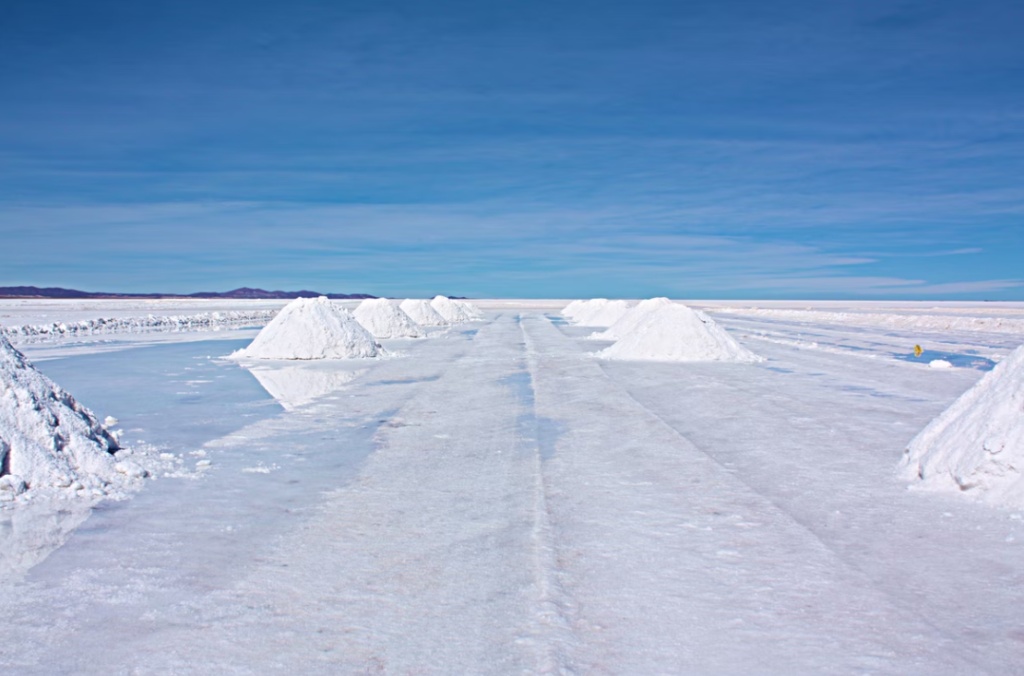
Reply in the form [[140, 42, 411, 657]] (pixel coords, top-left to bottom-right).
[[562, 299, 605, 321], [453, 299, 483, 320], [353, 299, 424, 339], [400, 299, 449, 327], [430, 296, 473, 324], [0, 333, 124, 497], [901, 344, 1024, 508], [595, 303, 761, 363], [572, 299, 632, 327], [232, 297, 383, 360], [589, 297, 674, 340]]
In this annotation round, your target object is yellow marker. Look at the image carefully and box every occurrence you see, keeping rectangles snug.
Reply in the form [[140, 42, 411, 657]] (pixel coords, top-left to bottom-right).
[[914, 344, 923, 357]]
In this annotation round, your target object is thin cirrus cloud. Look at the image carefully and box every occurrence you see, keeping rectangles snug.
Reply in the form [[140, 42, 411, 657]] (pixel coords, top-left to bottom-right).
[[0, 0, 1022, 298]]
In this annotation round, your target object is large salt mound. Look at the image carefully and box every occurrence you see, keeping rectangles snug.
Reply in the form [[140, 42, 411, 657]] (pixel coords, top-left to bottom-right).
[[901, 344, 1024, 508], [572, 299, 632, 327], [232, 297, 382, 360], [0, 334, 123, 496], [430, 296, 473, 324], [588, 297, 675, 340], [353, 299, 424, 339], [595, 304, 762, 363], [400, 299, 450, 327]]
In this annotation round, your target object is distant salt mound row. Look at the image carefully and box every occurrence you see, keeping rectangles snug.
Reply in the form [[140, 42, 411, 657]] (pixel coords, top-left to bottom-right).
[[400, 299, 449, 327], [562, 299, 606, 321], [572, 299, 632, 327], [353, 299, 424, 339], [595, 304, 763, 363], [430, 296, 474, 324], [0, 334, 127, 499], [589, 297, 674, 340], [901, 344, 1024, 508], [454, 299, 483, 320], [231, 297, 383, 360]]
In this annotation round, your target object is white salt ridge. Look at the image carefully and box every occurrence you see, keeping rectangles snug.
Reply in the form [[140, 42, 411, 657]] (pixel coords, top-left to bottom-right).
[[588, 297, 674, 340], [2, 310, 278, 344], [596, 304, 763, 363], [400, 299, 450, 327], [711, 307, 1024, 336], [231, 297, 383, 360], [0, 334, 129, 499], [430, 296, 473, 324], [353, 299, 424, 339], [901, 343, 1024, 508], [571, 299, 632, 327]]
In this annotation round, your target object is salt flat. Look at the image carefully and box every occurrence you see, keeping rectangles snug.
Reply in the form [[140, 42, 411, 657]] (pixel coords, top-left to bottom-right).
[[1, 301, 1023, 675]]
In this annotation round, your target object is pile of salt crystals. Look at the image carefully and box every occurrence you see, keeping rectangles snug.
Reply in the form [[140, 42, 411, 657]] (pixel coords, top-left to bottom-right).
[[231, 296, 383, 360], [595, 303, 762, 363], [0, 333, 134, 502], [353, 298, 424, 339], [901, 343, 1024, 508], [429, 296, 475, 324], [588, 297, 674, 340], [400, 299, 450, 327], [562, 298, 605, 321], [562, 299, 632, 327]]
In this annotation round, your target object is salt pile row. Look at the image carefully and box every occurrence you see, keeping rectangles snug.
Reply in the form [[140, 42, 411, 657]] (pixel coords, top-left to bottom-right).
[[563, 297, 761, 363], [901, 343, 1024, 508], [232, 297, 383, 360], [1, 334, 135, 502], [234, 296, 483, 360]]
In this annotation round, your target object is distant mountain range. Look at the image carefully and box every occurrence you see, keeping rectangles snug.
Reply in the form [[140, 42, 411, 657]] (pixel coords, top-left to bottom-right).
[[0, 286, 377, 300]]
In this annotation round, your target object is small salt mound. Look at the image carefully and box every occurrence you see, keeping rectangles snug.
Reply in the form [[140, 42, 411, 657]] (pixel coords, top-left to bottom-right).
[[901, 344, 1024, 508], [430, 296, 473, 324], [573, 299, 632, 327], [353, 299, 424, 339], [595, 304, 762, 363], [589, 297, 674, 340], [232, 296, 382, 360], [562, 299, 606, 321], [0, 334, 123, 496], [453, 299, 483, 320], [400, 299, 450, 327]]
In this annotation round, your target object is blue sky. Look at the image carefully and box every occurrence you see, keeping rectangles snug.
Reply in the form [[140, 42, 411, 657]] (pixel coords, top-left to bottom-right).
[[1, 0, 1022, 298]]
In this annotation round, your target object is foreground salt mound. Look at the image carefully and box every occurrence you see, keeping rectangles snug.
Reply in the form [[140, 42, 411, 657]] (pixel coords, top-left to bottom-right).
[[0, 334, 123, 496], [572, 299, 632, 327], [430, 296, 473, 324], [353, 299, 424, 339], [595, 304, 762, 363], [901, 344, 1024, 508], [400, 299, 450, 327], [232, 297, 382, 360], [589, 297, 674, 340]]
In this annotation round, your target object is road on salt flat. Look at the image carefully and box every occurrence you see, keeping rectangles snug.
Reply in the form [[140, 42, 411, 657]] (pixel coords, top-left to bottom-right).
[[2, 312, 1023, 675]]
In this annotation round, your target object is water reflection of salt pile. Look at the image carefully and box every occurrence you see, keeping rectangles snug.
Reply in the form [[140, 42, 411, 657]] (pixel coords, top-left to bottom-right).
[[245, 363, 366, 411], [0, 499, 95, 578]]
